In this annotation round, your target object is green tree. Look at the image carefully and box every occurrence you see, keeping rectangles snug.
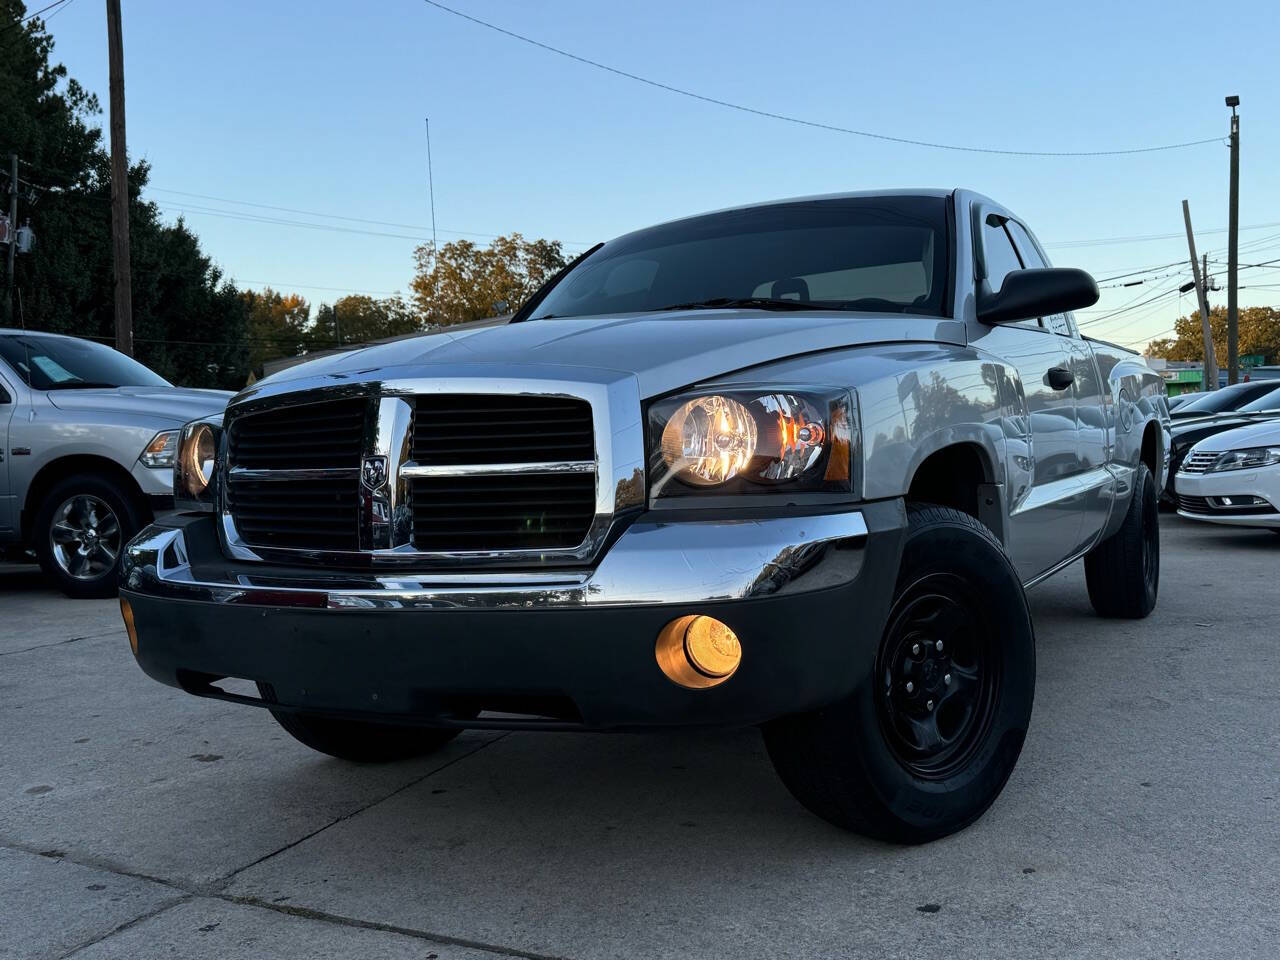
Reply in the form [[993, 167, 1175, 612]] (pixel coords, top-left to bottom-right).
[[311, 294, 422, 347], [409, 234, 567, 326], [3, 1, 249, 388], [242, 288, 311, 372], [1146, 307, 1280, 366]]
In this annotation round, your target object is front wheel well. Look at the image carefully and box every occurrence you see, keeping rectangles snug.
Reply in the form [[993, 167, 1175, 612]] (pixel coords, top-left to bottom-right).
[[21, 455, 149, 544], [1140, 422, 1160, 478], [906, 443, 999, 536]]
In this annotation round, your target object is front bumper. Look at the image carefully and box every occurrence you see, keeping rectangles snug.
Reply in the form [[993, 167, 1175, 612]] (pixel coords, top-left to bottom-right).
[[1174, 467, 1280, 527], [120, 502, 906, 730]]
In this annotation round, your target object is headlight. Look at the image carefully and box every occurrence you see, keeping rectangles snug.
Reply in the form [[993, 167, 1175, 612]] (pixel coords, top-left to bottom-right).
[[174, 417, 222, 511], [139, 430, 178, 468], [1204, 446, 1280, 472], [648, 387, 855, 499]]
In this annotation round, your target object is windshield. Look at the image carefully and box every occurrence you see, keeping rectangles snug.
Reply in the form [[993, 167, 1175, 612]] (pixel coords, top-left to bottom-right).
[[1236, 385, 1280, 413], [0, 334, 170, 390], [529, 196, 949, 320], [1173, 380, 1280, 415]]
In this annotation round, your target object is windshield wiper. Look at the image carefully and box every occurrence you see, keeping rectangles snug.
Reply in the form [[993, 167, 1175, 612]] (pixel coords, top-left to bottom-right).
[[656, 297, 837, 313], [45, 381, 119, 390]]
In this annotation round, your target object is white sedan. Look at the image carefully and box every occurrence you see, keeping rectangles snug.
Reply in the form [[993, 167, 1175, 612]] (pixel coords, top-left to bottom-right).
[[1175, 418, 1280, 530]]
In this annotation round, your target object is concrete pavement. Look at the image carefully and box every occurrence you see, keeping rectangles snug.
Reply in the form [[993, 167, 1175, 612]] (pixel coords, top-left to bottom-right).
[[1, 516, 1276, 959]]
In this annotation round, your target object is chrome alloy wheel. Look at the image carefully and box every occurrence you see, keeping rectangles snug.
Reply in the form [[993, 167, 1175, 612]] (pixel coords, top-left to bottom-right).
[[49, 494, 122, 581]]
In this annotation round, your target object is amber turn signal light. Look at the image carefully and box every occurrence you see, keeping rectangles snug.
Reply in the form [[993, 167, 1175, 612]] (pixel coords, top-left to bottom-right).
[[655, 615, 742, 689], [119, 596, 139, 656]]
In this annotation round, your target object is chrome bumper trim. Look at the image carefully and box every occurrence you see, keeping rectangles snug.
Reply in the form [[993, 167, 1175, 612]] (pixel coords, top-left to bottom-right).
[[122, 511, 869, 611]]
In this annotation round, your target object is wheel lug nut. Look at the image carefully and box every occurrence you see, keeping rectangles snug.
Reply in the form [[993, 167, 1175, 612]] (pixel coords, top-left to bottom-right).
[[944, 673, 952, 685], [935, 640, 943, 652], [905, 681, 914, 693], [911, 643, 920, 655], [926, 699, 935, 711]]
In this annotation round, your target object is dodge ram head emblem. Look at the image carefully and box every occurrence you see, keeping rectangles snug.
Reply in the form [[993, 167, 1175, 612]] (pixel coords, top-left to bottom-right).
[[361, 456, 389, 489]]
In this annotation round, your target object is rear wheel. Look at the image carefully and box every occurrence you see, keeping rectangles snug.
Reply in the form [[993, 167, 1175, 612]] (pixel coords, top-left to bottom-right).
[[763, 504, 1035, 843], [1084, 463, 1159, 618], [33, 474, 141, 599], [263, 697, 462, 763]]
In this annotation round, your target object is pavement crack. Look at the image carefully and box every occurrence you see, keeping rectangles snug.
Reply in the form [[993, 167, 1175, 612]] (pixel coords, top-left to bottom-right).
[[55, 894, 193, 959], [217, 893, 575, 960], [211, 731, 510, 890], [0, 629, 122, 658], [0, 837, 192, 895]]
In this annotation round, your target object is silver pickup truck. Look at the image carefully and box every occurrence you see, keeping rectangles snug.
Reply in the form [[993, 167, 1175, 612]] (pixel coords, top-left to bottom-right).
[[0, 331, 229, 597], [121, 189, 1169, 843]]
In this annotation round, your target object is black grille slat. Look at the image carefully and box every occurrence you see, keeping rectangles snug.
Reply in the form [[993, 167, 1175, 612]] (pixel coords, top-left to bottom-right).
[[226, 397, 366, 550], [229, 398, 366, 471], [410, 468, 595, 551], [412, 394, 594, 467], [228, 477, 360, 550]]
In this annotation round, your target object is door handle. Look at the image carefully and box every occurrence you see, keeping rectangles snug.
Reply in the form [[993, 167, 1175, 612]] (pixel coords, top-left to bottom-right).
[[1047, 366, 1074, 391]]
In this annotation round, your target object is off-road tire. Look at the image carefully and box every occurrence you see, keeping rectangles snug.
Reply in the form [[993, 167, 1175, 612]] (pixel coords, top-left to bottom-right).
[[763, 504, 1035, 843], [264, 701, 462, 763], [1084, 463, 1159, 619]]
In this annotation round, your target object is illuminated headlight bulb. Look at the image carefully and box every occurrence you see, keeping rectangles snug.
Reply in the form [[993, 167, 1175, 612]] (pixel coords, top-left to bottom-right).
[[661, 395, 757, 484]]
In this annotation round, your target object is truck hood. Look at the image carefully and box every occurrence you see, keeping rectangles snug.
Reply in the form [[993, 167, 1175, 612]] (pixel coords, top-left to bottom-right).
[[45, 385, 232, 424], [255, 310, 965, 398]]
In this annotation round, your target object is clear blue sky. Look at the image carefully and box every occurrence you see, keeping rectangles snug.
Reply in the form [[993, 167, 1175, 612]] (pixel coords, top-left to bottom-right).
[[43, 0, 1279, 349]]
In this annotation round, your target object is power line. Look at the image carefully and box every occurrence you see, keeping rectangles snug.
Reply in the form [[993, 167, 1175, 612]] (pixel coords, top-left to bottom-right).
[[1046, 220, 1280, 249], [235, 279, 401, 296], [154, 201, 433, 242], [147, 188, 592, 246], [3, 0, 69, 32], [1092, 260, 1185, 284], [1079, 280, 1184, 326], [419, 0, 1222, 159]]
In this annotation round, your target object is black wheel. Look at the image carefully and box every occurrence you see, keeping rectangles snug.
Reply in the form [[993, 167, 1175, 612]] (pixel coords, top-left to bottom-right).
[[1084, 463, 1159, 619], [263, 696, 462, 763], [763, 504, 1035, 843], [32, 473, 142, 599]]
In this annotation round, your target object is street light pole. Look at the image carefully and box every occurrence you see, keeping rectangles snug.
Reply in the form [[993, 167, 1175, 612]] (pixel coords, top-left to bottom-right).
[[1225, 95, 1240, 386]]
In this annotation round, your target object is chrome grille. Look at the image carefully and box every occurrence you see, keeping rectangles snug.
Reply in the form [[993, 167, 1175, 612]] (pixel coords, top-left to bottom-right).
[[1176, 494, 1213, 514], [221, 387, 612, 563], [407, 394, 596, 551], [225, 398, 366, 550], [1179, 451, 1218, 474]]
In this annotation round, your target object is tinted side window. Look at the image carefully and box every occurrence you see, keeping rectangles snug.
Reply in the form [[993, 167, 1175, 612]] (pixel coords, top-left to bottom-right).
[[1007, 220, 1074, 335], [1006, 221, 1045, 268], [981, 219, 1023, 294]]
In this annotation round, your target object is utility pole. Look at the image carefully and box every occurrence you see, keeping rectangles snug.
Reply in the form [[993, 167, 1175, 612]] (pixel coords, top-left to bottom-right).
[[1225, 95, 1240, 385], [6, 154, 16, 324], [106, 0, 133, 356], [1182, 200, 1218, 391]]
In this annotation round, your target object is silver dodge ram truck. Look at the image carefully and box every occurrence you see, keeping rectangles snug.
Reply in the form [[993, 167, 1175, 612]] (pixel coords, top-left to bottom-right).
[[0, 331, 230, 597], [121, 189, 1170, 842]]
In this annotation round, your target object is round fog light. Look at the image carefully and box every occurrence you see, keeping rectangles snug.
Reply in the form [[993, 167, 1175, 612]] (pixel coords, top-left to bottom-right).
[[656, 615, 742, 689]]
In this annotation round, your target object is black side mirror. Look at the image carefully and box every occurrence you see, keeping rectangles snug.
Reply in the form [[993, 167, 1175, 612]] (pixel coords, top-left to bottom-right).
[[978, 268, 1099, 326]]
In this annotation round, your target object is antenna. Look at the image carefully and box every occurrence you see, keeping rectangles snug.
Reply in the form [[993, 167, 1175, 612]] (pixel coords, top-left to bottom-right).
[[424, 118, 440, 324], [424, 118, 439, 257]]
